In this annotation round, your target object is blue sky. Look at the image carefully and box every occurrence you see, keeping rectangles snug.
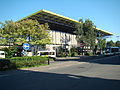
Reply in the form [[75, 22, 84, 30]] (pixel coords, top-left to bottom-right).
[[0, 0, 120, 41]]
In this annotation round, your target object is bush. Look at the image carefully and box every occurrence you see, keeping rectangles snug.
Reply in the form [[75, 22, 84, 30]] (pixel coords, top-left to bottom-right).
[[71, 52, 76, 57], [70, 47, 76, 52], [10, 56, 48, 68], [85, 52, 93, 56], [57, 46, 69, 57], [0, 59, 16, 70], [0, 56, 50, 70]]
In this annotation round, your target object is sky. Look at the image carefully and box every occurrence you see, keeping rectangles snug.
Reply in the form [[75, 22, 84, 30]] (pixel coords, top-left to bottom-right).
[[0, 0, 120, 42]]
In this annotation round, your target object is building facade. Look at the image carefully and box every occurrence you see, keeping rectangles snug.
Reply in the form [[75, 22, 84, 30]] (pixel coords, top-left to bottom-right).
[[45, 30, 77, 50], [19, 9, 113, 53]]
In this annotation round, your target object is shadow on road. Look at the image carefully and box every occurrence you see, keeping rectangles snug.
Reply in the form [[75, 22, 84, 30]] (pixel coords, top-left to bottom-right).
[[0, 69, 120, 90], [56, 55, 120, 65], [80, 55, 120, 65]]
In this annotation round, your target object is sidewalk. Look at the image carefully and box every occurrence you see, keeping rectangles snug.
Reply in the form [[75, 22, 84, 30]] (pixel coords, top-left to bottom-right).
[[22, 55, 105, 72], [22, 60, 85, 72], [0, 55, 105, 74], [55, 55, 105, 61]]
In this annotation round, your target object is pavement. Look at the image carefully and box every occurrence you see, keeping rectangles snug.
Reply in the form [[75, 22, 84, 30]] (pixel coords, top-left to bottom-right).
[[0, 55, 109, 74], [21, 55, 106, 72], [22, 60, 84, 72]]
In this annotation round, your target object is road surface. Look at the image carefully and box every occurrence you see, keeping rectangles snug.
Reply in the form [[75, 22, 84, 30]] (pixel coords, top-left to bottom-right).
[[0, 55, 120, 90]]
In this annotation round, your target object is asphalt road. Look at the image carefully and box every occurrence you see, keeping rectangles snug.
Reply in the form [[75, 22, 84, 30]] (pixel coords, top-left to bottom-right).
[[0, 55, 120, 90]]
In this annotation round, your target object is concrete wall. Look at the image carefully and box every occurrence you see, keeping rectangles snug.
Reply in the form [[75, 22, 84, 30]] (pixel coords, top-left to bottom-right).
[[47, 30, 78, 50]]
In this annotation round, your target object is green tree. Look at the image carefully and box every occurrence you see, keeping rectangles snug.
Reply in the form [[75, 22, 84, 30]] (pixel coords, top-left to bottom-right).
[[107, 40, 115, 47], [0, 20, 19, 45], [83, 19, 97, 50], [75, 19, 97, 49], [0, 19, 51, 45], [115, 41, 120, 47], [99, 39, 106, 50], [74, 19, 84, 43]]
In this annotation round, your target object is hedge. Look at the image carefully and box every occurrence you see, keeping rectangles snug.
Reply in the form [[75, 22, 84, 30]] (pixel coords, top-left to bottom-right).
[[0, 56, 50, 70], [85, 52, 93, 56]]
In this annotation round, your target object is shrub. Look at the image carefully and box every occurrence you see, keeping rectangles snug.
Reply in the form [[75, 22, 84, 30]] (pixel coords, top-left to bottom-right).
[[0, 59, 17, 70], [57, 46, 70, 57], [85, 52, 93, 56], [10, 56, 48, 68], [70, 47, 76, 52], [71, 52, 76, 57], [0, 56, 51, 70], [1, 46, 18, 58], [70, 47, 76, 57]]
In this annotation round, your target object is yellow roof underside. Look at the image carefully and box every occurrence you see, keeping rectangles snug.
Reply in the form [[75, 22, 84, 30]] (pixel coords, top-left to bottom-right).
[[18, 9, 113, 35]]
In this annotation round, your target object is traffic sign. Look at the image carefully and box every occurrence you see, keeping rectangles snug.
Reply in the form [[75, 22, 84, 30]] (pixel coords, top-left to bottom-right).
[[23, 43, 30, 50]]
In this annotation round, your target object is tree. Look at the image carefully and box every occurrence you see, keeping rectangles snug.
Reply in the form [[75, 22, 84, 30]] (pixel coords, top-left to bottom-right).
[[106, 40, 115, 47], [75, 19, 97, 51], [0, 20, 19, 45], [83, 19, 97, 50], [74, 19, 84, 43], [99, 39, 106, 50], [115, 41, 120, 47], [0, 19, 51, 45]]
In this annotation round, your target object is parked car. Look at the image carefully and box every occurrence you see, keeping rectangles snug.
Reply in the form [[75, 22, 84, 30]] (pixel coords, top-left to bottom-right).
[[0, 51, 5, 58]]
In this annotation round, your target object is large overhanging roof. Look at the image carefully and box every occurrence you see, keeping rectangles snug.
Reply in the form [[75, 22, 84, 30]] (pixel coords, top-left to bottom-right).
[[18, 9, 113, 35]]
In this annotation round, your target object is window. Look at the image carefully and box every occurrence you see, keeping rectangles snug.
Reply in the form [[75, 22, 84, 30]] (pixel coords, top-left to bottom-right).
[[0, 53, 5, 55]]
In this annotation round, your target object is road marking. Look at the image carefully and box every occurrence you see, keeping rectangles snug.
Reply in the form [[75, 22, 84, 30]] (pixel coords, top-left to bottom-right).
[[68, 75, 81, 79]]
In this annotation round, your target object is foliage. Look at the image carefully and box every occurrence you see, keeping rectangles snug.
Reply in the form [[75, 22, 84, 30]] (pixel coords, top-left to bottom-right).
[[70, 47, 76, 52], [107, 40, 115, 47], [10, 56, 48, 68], [75, 19, 97, 50], [0, 56, 50, 70], [74, 19, 84, 42], [1, 46, 18, 58], [107, 40, 120, 47], [57, 47, 69, 57], [0, 19, 51, 45], [70, 47, 76, 57], [115, 41, 120, 47], [0, 21, 19, 45], [85, 51, 93, 56], [99, 39, 106, 50], [0, 59, 16, 70], [71, 52, 76, 57], [83, 19, 97, 49]]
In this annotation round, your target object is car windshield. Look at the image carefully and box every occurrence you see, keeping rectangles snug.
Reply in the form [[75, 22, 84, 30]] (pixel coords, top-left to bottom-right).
[[40, 52, 55, 55], [0, 53, 5, 55], [105, 48, 110, 53]]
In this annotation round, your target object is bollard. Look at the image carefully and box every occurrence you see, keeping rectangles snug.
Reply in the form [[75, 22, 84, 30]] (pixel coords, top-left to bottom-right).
[[48, 57, 50, 65]]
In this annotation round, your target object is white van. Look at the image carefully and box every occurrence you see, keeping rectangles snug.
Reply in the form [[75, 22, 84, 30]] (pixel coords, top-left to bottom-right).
[[0, 51, 5, 58], [37, 50, 56, 58]]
